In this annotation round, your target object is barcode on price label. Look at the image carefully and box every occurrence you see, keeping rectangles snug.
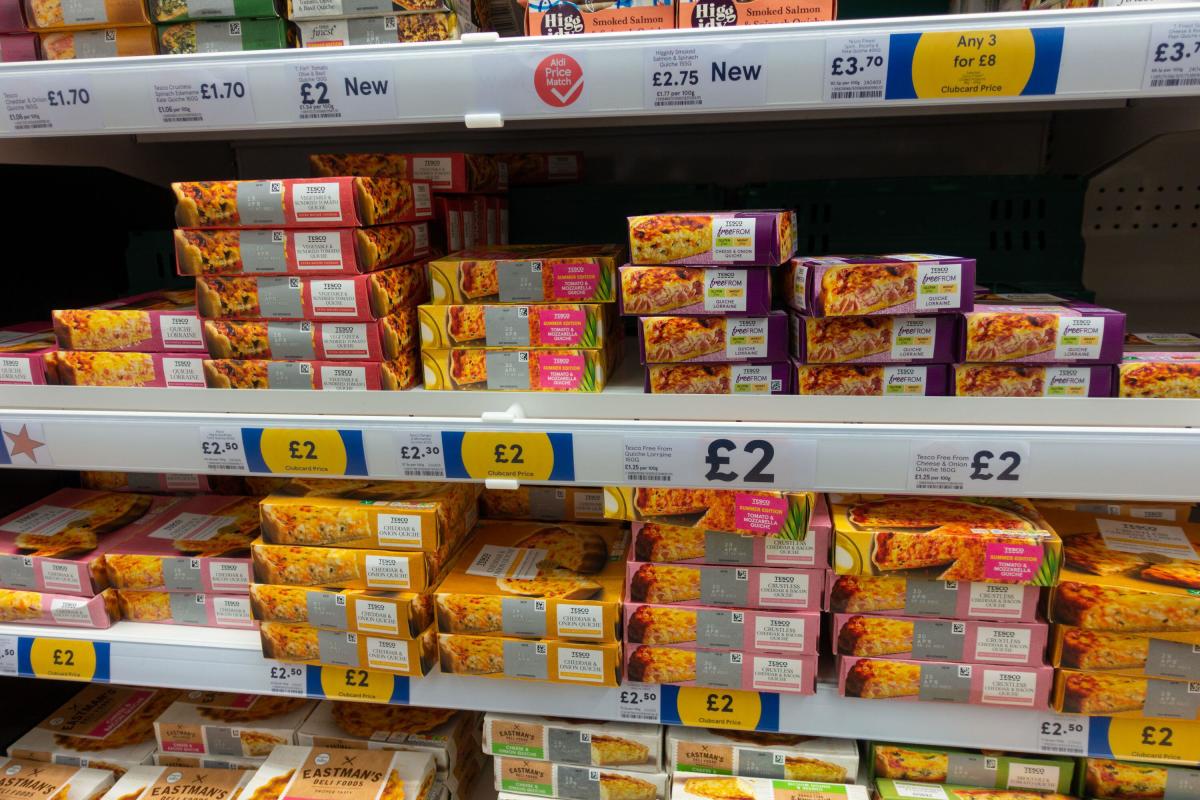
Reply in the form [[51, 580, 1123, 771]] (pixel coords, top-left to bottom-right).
[[616, 683, 661, 723]]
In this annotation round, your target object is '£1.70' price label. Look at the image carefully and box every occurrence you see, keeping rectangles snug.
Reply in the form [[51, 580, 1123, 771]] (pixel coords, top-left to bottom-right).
[[2, 75, 103, 133], [149, 66, 255, 127]]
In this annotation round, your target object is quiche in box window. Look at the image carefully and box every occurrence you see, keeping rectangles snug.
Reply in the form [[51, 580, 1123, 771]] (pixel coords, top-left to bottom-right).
[[298, 701, 480, 773], [25, 0, 150, 29], [238, 745, 436, 800], [44, 351, 207, 388], [961, 297, 1126, 364], [154, 694, 317, 759], [203, 354, 419, 391], [494, 758, 668, 800], [482, 713, 662, 772], [666, 728, 858, 782]]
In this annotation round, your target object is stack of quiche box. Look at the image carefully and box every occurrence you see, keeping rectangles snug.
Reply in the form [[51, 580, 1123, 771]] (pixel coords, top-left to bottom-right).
[[665, 728, 859, 790], [0, 0, 36, 60], [27, 0, 156, 60], [174, 174, 434, 391], [247, 478, 480, 679], [620, 210, 796, 395], [827, 494, 1060, 711], [1034, 500, 1200, 722], [777, 254, 971, 397], [867, 740, 1076, 797], [608, 486, 827, 695], [419, 244, 624, 392]]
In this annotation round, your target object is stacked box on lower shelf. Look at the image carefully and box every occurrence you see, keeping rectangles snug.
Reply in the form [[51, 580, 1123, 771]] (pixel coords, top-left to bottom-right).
[[868, 742, 1074, 793], [873, 780, 1071, 800], [673, 776, 870, 800], [153, 694, 317, 759], [101, 765, 252, 800], [1079, 757, 1200, 799], [667, 728, 859, 782], [239, 745, 437, 800]]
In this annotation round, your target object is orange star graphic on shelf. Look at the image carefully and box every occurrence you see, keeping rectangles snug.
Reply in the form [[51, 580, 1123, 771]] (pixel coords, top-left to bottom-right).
[[4, 423, 46, 462]]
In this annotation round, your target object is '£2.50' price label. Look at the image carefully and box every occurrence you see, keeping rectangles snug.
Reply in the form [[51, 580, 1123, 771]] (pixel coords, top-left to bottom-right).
[[617, 683, 661, 723]]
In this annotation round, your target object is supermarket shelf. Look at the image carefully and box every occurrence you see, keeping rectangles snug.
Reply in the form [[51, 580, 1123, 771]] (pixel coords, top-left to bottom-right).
[[1, 374, 1200, 497], [3, 6, 1200, 138]]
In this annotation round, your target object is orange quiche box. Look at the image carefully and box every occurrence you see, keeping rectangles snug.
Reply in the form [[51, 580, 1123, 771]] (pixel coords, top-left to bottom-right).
[[99, 765, 251, 800], [831, 612, 1048, 667], [310, 153, 508, 194], [258, 620, 438, 676], [676, 0, 834, 28], [53, 290, 205, 353], [174, 223, 432, 277], [482, 713, 663, 772], [434, 519, 628, 643], [1048, 625, 1200, 680], [437, 632, 622, 686], [153, 695, 318, 758], [40, 26, 156, 58], [1052, 668, 1200, 720], [0, 488, 168, 596], [202, 355, 419, 391], [1118, 351, 1200, 398], [203, 306, 417, 361], [102, 495, 260, 594], [259, 479, 480, 553], [604, 487, 814, 538], [838, 654, 1053, 709], [779, 254, 976, 317], [479, 485, 605, 522], [493, 757, 670, 799], [249, 584, 434, 637], [116, 590, 255, 629], [0, 759, 114, 800], [238, 745, 436, 800], [427, 245, 622, 305], [421, 344, 617, 392], [625, 642, 818, 695], [824, 573, 1043, 623], [0, 322, 58, 385], [0, 586, 118, 628], [251, 539, 451, 592], [960, 298, 1126, 364], [625, 604, 820, 654], [25, 0, 150, 30], [172, 178, 434, 230], [418, 303, 617, 350], [829, 494, 1062, 586], [626, 561, 823, 611], [297, 701, 480, 773], [44, 351, 208, 387], [525, 0, 673, 35]]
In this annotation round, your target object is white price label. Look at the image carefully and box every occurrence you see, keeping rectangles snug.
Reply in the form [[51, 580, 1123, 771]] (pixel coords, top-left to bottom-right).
[[825, 35, 889, 102], [149, 66, 254, 127], [908, 440, 1030, 493], [291, 61, 397, 123], [394, 431, 446, 479], [622, 435, 815, 490], [616, 682, 661, 723], [1035, 715, 1089, 756], [1144, 21, 1200, 91], [198, 427, 249, 473], [0, 634, 16, 675], [266, 662, 307, 696], [2, 75, 102, 133], [644, 44, 766, 112]]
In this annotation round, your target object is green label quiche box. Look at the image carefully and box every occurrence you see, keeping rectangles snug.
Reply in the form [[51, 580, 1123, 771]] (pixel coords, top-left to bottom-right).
[[157, 18, 290, 54], [870, 744, 1075, 794], [152, 0, 282, 22]]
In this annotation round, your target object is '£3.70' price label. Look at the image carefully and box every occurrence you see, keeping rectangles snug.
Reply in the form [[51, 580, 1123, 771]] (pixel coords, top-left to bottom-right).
[[824, 36, 890, 102], [1144, 22, 1200, 91]]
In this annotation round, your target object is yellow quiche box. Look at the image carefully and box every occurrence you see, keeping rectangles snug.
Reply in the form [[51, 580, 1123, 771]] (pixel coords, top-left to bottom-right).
[[434, 520, 628, 643], [7, 685, 179, 774], [258, 621, 438, 676], [427, 245, 621, 305], [1053, 668, 1200, 720], [296, 701, 480, 773], [421, 344, 618, 392], [251, 539, 451, 592], [418, 303, 616, 350], [259, 479, 480, 553], [1040, 506, 1200, 633], [98, 766, 250, 800], [493, 757, 669, 800], [437, 633, 621, 686], [480, 486, 605, 522], [153, 694, 317, 759], [249, 585, 434, 637], [604, 487, 814, 537], [0, 758, 115, 800], [482, 713, 663, 773], [1049, 625, 1200, 680], [239, 745, 437, 800], [830, 494, 1062, 586]]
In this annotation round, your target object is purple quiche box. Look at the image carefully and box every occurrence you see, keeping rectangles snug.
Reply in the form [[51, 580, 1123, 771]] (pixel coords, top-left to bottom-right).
[[638, 311, 789, 365], [794, 362, 951, 396], [618, 265, 774, 316], [953, 364, 1114, 397], [961, 297, 1126, 364], [644, 362, 792, 394], [779, 254, 977, 317], [627, 210, 796, 267], [789, 312, 959, 365]]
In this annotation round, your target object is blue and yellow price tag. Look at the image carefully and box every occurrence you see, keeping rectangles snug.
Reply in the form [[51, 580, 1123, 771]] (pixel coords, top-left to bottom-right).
[[307, 666, 408, 704], [1090, 716, 1200, 766], [20, 638, 109, 682], [243, 428, 368, 476], [887, 27, 1063, 100], [660, 686, 779, 731], [442, 431, 574, 482]]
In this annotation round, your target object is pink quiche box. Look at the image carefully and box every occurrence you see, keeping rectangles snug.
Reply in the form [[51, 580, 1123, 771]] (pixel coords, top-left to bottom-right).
[[0, 322, 56, 385], [626, 561, 823, 611], [625, 603, 821, 654], [831, 612, 1049, 667], [627, 643, 818, 695], [45, 352, 207, 387], [52, 290, 204, 353], [0, 586, 119, 628], [824, 573, 1043, 622], [838, 654, 1053, 709]]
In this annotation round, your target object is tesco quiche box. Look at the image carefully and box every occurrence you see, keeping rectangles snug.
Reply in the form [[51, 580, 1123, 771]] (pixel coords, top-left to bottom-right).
[[0, 759, 114, 800], [24, 0, 151, 29], [1053, 668, 1200, 720], [40, 26, 157, 59], [790, 313, 958, 365], [426, 245, 622, 305], [293, 17, 460, 47], [154, 695, 317, 758], [625, 604, 819, 654], [98, 766, 250, 800], [795, 363, 951, 396], [203, 307, 417, 361], [116, 590, 255, 629], [838, 655, 1052, 709], [1049, 625, 1200, 681], [298, 701, 480, 773], [779, 255, 976, 318], [434, 519, 627, 643], [604, 487, 814, 537], [203, 355, 418, 391], [80, 471, 249, 496], [51, 291, 202, 354], [0, 586, 119, 628], [252, 539, 451, 592], [418, 303, 617, 350], [1118, 351, 1200, 398], [525, 0, 674, 36], [825, 574, 1042, 623], [873, 780, 1056, 800], [637, 312, 788, 365], [618, 266, 774, 317], [478, 486, 605, 522], [1080, 757, 1200, 799], [437, 633, 621, 686], [172, 178, 434, 230], [310, 153, 507, 194], [44, 352, 207, 388], [666, 729, 858, 782], [175, 223, 431, 277], [492, 152, 582, 185], [831, 612, 1048, 667], [953, 364, 1114, 397], [0, 488, 167, 596], [258, 621, 437, 676], [626, 643, 818, 695], [676, 0, 834, 27], [671, 775, 869, 800], [869, 742, 1074, 793], [0, 322, 57, 385], [494, 757, 669, 800], [626, 562, 823, 611], [1124, 332, 1200, 352], [421, 344, 617, 392], [645, 361, 793, 395], [249, 584, 434, 637], [626, 210, 795, 267], [482, 713, 662, 773], [961, 297, 1126, 364]]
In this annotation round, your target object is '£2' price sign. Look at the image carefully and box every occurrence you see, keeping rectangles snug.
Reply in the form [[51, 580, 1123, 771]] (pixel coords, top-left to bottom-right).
[[704, 439, 776, 483]]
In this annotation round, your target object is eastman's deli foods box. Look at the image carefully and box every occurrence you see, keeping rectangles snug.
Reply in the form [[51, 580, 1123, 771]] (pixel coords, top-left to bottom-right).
[[671, 777, 869, 800], [258, 621, 438, 676], [619, 266, 773, 317], [626, 211, 796, 267], [203, 308, 417, 360], [117, 590, 254, 629], [482, 713, 662, 772], [298, 701, 479, 772], [238, 745, 435, 800], [961, 298, 1126, 364], [637, 313, 788, 365], [154, 695, 316, 758], [870, 742, 1074, 792], [604, 487, 814, 538], [790, 313, 959, 365], [0, 489, 163, 596], [1040, 506, 1200, 633], [203, 356, 418, 391], [494, 757, 669, 800], [435, 520, 627, 643], [825, 574, 1042, 623], [478, 486, 604, 522], [953, 364, 1114, 397], [53, 291, 204, 353], [172, 178, 434, 229], [252, 540, 450, 592], [626, 644, 818, 695], [427, 245, 622, 305], [100, 766, 251, 800], [1049, 625, 1200, 680], [175, 223, 431, 276], [646, 362, 793, 395], [666, 728, 858, 782], [779, 254, 976, 318], [838, 655, 1053, 709], [1119, 351, 1200, 398], [0, 586, 119, 628], [829, 494, 1063, 586], [1053, 669, 1200, 720], [437, 633, 621, 686], [259, 479, 479, 552], [625, 604, 819, 654], [795, 364, 951, 396], [249, 584, 435, 637], [832, 612, 1048, 667], [45, 352, 207, 388], [0, 759, 114, 800], [421, 344, 618, 392], [627, 562, 823, 611], [310, 152, 507, 194], [418, 303, 616, 350]]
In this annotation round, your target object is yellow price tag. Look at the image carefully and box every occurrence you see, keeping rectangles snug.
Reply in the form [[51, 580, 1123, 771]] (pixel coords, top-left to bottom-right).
[[1106, 717, 1200, 764], [28, 638, 102, 681], [675, 687, 764, 730], [459, 432, 558, 481], [318, 667, 396, 703], [247, 428, 368, 476], [911, 29, 1038, 99]]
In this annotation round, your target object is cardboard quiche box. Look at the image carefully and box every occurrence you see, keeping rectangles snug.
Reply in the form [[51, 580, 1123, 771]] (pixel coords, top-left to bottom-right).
[[625, 643, 818, 695], [0, 758, 114, 800], [237, 745, 436, 800], [666, 728, 858, 782], [832, 612, 1049, 667], [249, 585, 434, 637], [625, 604, 820, 654], [604, 487, 813, 538], [426, 245, 622, 306], [437, 633, 621, 686], [258, 621, 438, 676], [297, 701, 480, 773], [671, 776, 869, 800], [99, 766, 250, 800], [478, 486, 604, 522], [779, 254, 976, 317], [482, 713, 662, 772], [626, 210, 795, 267], [154, 694, 316, 758], [837, 655, 1052, 710], [869, 741, 1074, 793], [824, 573, 1042, 622]]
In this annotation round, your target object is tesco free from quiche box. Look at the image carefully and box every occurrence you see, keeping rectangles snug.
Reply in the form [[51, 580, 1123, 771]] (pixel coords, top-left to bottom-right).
[[637, 312, 789, 365], [619, 265, 774, 317], [779, 254, 976, 317], [790, 312, 959, 365], [626, 211, 796, 267], [961, 296, 1126, 364], [953, 364, 1114, 398], [795, 364, 951, 396], [1118, 351, 1200, 398]]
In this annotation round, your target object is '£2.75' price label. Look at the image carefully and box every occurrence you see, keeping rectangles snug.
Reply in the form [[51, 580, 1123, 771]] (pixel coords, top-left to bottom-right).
[[643, 43, 766, 112]]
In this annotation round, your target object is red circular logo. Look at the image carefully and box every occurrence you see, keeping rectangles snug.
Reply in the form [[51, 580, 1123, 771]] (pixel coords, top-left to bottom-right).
[[534, 53, 584, 108]]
